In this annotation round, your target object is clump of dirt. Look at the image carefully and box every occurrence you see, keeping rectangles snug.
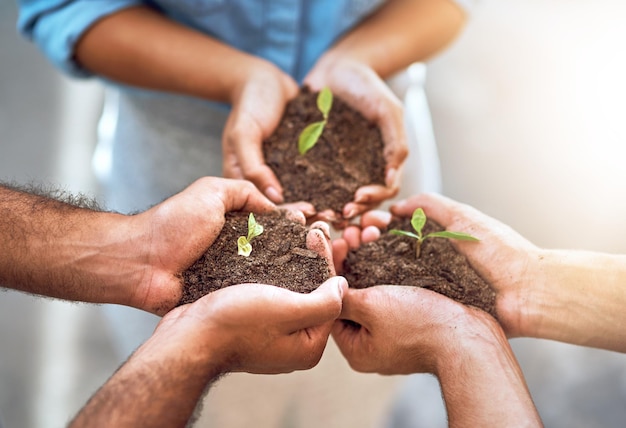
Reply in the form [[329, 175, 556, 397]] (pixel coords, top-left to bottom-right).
[[179, 210, 332, 305], [263, 87, 385, 215], [342, 217, 497, 318]]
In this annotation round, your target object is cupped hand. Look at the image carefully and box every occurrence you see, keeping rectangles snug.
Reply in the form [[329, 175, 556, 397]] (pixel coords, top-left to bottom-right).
[[304, 57, 408, 219], [156, 276, 348, 375], [391, 193, 540, 338], [332, 285, 502, 375], [222, 60, 299, 204], [129, 177, 276, 315]]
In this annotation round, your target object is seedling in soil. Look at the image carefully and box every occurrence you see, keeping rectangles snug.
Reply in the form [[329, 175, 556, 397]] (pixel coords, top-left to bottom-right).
[[390, 208, 479, 258], [298, 87, 333, 155], [237, 213, 264, 257]]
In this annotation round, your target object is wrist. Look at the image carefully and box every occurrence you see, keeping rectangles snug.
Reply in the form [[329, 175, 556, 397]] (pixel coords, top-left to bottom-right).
[[74, 212, 149, 308], [433, 309, 506, 377], [226, 57, 290, 105]]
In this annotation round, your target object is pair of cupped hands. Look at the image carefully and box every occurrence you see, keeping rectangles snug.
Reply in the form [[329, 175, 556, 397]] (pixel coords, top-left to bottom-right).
[[126, 172, 537, 379], [221, 56, 407, 222]]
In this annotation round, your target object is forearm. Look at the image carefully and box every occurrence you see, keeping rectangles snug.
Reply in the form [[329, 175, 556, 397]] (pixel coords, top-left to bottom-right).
[[437, 318, 542, 427], [0, 185, 143, 306], [320, 0, 466, 78], [527, 249, 626, 352], [74, 6, 272, 103], [69, 334, 222, 428]]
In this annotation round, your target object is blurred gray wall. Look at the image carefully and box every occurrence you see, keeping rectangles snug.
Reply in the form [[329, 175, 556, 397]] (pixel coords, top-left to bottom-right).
[[0, 3, 116, 428]]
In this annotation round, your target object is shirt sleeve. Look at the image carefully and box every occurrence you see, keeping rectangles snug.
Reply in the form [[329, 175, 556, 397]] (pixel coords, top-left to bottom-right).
[[17, 0, 143, 77]]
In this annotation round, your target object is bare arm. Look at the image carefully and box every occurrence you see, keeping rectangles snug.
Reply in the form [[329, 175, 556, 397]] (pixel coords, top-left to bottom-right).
[[436, 309, 542, 427], [319, 0, 467, 79], [0, 184, 141, 305], [528, 249, 626, 352], [73, 6, 282, 104], [70, 277, 347, 427], [0, 178, 276, 314]]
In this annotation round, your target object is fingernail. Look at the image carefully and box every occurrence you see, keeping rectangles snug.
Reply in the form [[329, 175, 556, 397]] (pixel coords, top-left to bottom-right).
[[265, 186, 283, 204], [335, 276, 348, 297], [354, 193, 370, 204], [344, 208, 357, 219]]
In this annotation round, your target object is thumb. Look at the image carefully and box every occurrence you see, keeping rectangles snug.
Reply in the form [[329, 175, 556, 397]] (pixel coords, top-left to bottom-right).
[[282, 276, 347, 332]]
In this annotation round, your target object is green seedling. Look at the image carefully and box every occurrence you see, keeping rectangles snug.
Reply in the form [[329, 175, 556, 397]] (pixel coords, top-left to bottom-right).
[[298, 87, 333, 155], [390, 208, 479, 258], [237, 213, 264, 257]]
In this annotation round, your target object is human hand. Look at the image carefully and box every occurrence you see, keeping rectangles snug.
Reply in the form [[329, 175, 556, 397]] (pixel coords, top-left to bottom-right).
[[152, 276, 347, 374], [332, 285, 503, 375], [332, 284, 541, 425], [334, 193, 541, 338], [222, 59, 302, 205], [304, 57, 407, 220], [127, 177, 276, 315]]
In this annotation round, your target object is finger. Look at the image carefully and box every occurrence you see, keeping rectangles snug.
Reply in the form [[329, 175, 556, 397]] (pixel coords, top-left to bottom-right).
[[392, 193, 483, 231], [204, 178, 276, 214], [279, 207, 306, 225], [360, 210, 392, 230], [243, 164, 285, 204], [289, 332, 332, 371], [310, 220, 331, 240], [227, 121, 284, 203], [280, 201, 316, 218], [341, 225, 362, 249], [281, 276, 347, 332], [314, 209, 340, 223], [360, 225, 381, 244], [331, 317, 363, 362], [352, 184, 399, 207], [305, 227, 334, 274], [331, 239, 348, 274], [337, 287, 374, 330]]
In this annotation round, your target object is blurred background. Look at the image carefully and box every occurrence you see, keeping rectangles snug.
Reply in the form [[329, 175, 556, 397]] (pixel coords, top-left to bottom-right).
[[1, 0, 626, 427]]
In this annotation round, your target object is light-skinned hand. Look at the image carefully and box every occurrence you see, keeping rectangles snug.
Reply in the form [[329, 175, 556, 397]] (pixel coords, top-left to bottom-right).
[[304, 57, 407, 221]]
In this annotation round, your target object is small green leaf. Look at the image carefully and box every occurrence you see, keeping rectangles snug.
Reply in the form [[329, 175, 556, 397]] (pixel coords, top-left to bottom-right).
[[317, 87, 333, 119], [237, 236, 252, 257], [410, 208, 427, 239], [298, 121, 326, 155], [247, 213, 264, 241], [389, 229, 421, 240], [426, 231, 480, 241]]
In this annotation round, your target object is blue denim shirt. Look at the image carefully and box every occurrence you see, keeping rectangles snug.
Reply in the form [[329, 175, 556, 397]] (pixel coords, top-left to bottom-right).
[[17, 0, 472, 82], [18, 0, 388, 82]]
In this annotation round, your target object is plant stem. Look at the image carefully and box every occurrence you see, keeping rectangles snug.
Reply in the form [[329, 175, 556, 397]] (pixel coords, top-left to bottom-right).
[[415, 240, 422, 259]]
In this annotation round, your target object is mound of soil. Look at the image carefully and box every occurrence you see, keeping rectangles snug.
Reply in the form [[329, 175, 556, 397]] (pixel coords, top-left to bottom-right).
[[263, 87, 385, 215], [179, 210, 332, 305], [342, 217, 497, 318]]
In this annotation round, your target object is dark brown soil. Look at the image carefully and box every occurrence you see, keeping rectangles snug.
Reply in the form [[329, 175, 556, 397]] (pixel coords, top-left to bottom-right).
[[263, 87, 386, 215], [342, 217, 497, 318], [179, 210, 332, 305]]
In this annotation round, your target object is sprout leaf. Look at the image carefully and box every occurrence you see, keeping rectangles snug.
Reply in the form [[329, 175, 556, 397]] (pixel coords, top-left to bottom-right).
[[237, 213, 264, 257], [298, 121, 325, 155], [317, 86, 333, 119], [237, 236, 252, 257]]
